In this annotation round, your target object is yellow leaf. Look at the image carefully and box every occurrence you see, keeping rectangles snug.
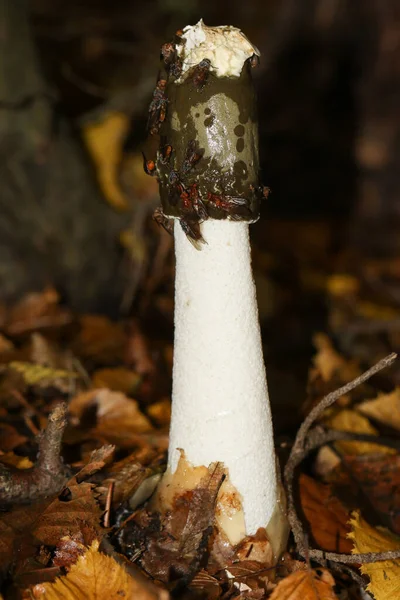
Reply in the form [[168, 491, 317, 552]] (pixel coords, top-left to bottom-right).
[[358, 388, 400, 432], [349, 512, 400, 600], [326, 274, 359, 297], [0, 452, 33, 469], [9, 362, 78, 386], [33, 540, 166, 599], [325, 409, 394, 455], [269, 568, 339, 600], [82, 112, 130, 212]]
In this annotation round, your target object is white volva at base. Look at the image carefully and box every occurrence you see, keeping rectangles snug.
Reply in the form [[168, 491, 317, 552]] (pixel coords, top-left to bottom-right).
[[169, 219, 277, 535]]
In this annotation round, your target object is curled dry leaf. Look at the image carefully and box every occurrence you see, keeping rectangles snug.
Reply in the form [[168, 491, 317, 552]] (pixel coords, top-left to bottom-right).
[[69, 388, 152, 447], [299, 474, 353, 554], [358, 388, 400, 432], [349, 511, 400, 600], [269, 568, 339, 600], [325, 409, 394, 455], [33, 540, 168, 600]]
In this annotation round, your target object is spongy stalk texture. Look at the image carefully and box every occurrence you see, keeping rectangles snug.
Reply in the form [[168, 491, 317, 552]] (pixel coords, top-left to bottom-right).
[[169, 220, 277, 534]]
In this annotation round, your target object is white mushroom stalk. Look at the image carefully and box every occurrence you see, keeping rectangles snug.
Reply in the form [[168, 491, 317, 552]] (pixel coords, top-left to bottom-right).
[[149, 20, 288, 556]]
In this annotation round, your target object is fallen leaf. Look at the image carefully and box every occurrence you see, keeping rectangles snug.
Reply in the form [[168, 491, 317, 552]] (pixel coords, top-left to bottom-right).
[[299, 474, 353, 553], [75, 444, 115, 482], [53, 525, 100, 569], [269, 568, 339, 600], [72, 315, 126, 364], [0, 452, 33, 469], [121, 462, 225, 583], [69, 388, 152, 447], [0, 477, 104, 571], [147, 399, 171, 427], [92, 367, 141, 395], [33, 540, 167, 599], [358, 388, 400, 431], [9, 361, 78, 391], [82, 112, 130, 212], [344, 454, 400, 535], [349, 511, 400, 600], [311, 334, 360, 383], [5, 288, 72, 336], [325, 409, 393, 455], [99, 447, 163, 506]]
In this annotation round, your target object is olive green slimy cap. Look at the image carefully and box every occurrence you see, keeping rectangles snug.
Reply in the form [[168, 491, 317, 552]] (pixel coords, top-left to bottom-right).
[[156, 21, 262, 223]]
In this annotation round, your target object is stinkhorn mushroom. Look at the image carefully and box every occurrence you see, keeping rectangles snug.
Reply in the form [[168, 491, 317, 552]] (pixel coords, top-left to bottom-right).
[[149, 20, 288, 558]]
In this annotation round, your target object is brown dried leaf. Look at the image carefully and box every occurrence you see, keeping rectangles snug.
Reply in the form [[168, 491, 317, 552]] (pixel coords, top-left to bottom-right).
[[53, 525, 100, 569], [299, 474, 353, 553], [344, 454, 400, 535], [5, 288, 72, 336], [69, 388, 152, 447], [99, 447, 163, 506], [75, 444, 115, 482], [122, 463, 225, 583], [33, 540, 167, 600], [269, 568, 339, 600], [349, 511, 400, 600], [92, 367, 141, 395], [72, 315, 126, 364], [0, 477, 104, 571], [358, 388, 400, 431]]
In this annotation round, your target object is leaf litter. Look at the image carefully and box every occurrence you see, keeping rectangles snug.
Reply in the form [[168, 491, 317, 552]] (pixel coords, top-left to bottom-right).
[[0, 286, 400, 599]]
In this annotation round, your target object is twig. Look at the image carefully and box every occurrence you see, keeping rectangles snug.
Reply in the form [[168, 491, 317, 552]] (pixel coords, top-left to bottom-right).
[[294, 353, 397, 452], [0, 403, 69, 505], [104, 480, 115, 528], [284, 352, 400, 564]]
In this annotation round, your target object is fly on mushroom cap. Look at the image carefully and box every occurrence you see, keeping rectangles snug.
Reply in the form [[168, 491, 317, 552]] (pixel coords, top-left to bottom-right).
[[153, 20, 264, 247]]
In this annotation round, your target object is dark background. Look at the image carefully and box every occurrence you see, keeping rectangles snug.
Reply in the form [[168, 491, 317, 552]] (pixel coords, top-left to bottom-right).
[[1, 0, 399, 431]]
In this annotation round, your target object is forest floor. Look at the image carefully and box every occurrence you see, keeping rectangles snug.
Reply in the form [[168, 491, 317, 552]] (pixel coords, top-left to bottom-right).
[[1, 224, 400, 600]]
